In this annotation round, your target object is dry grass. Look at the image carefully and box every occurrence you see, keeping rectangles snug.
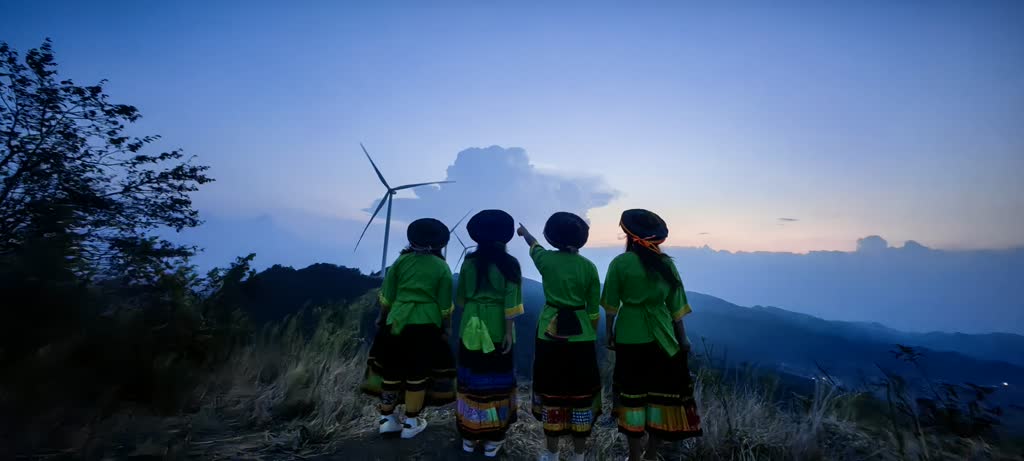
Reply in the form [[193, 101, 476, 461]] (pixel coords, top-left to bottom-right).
[[184, 293, 382, 456], [177, 294, 1019, 460]]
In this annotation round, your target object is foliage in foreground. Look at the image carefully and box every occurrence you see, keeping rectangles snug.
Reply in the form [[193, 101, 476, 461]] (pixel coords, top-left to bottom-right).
[[0, 255, 255, 458], [0, 38, 223, 458], [172, 295, 1022, 461], [5, 288, 1022, 460]]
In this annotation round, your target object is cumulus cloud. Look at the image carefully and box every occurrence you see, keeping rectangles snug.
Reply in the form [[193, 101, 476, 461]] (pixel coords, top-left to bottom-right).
[[366, 146, 619, 232], [856, 235, 889, 253]]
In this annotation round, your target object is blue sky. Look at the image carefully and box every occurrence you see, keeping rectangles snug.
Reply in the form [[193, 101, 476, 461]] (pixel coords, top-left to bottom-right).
[[2, 0, 1022, 254]]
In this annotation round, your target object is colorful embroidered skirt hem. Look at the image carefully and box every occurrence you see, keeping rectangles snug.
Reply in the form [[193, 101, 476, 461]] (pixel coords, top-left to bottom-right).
[[613, 341, 702, 441], [531, 338, 602, 436], [455, 344, 518, 441]]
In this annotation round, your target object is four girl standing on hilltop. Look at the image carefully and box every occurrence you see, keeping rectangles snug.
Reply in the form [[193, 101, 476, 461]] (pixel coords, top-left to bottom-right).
[[363, 209, 701, 460]]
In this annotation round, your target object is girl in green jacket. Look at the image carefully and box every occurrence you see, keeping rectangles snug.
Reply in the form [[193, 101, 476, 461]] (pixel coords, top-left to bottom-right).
[[455, 210, 523, 457], [363, 218, 456, 440], [518, 212, 602, 461], [602, 209, 702, 461]]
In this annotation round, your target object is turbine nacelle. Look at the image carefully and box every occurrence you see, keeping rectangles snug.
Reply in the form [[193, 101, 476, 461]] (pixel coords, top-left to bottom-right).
[[453, 232, 477, 270], [443, 210, 473, 261], [354, 144, 454, 277]]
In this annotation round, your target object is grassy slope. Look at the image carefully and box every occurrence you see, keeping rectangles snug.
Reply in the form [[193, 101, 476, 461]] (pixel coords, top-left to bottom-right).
[[29, 265, 1022, 459], [177, 290, 1022, 460]]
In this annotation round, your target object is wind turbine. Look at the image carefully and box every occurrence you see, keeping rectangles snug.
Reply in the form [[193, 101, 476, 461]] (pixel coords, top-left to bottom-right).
[[445, 210, 473, 260], [453, 232, 477, 270], [354, 143, 453, 277]]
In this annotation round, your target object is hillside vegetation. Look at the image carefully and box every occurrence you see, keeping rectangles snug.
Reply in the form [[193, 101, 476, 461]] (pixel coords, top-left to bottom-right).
[[8, 261, 1022, 460], [167, 281, 1024, 460]]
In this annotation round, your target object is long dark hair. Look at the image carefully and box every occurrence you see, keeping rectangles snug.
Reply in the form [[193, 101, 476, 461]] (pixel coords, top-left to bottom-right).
[[625, 239, 682, 291], [400, 246, 445, 260], [466, 242, 521, 292]]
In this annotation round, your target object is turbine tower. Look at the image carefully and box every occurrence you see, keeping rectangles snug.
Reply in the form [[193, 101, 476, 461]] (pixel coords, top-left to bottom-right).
[[355, 143, 453, 276]]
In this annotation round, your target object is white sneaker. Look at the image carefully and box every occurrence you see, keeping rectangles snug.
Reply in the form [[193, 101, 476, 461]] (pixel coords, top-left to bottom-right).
[[483, 440, 505, 457], [400, 416, 428, 439], [378, 414, 401, 434], [463, 439, 478, 453]]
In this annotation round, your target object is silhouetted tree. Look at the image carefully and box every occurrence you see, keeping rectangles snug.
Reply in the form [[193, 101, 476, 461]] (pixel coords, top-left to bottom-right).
[[0, 39, 212, 282]]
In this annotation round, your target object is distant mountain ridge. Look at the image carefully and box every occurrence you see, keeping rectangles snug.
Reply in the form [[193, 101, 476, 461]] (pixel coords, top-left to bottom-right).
[[178, 213, 1023, 334], [682, 292, 1023, 386], [747, 305, 1024, 367], [233, 264, 1023, 405], [579, 242, 1024, 335]]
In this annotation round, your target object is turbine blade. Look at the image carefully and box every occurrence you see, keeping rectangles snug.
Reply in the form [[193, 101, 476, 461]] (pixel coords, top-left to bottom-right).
[[449, 209, 473, 234], [354, 192, 389, 251], [455, 232, 467, 249], [360, 143, 391, 189], [393, 180, 453, 191], [456, 248, 468, 270]]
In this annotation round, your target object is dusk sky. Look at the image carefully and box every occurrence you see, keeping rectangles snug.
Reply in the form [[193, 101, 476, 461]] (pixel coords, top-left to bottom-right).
[[2, 0, 1022, 255]]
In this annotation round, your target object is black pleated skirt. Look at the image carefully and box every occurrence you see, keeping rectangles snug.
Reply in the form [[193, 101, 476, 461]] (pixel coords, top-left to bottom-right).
[[612, 342, 702, 440], [530, 338, 602, 436], [361, 323, 456, 405]]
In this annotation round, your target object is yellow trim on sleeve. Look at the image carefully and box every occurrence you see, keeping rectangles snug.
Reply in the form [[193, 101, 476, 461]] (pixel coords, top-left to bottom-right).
[[441, 303, 455, 318], [504, 304, 525, 319], [589, 312, 601, 321], [672, 303, 693, 321], [601, 302, 619, 315], [378, 293, 391, 308]]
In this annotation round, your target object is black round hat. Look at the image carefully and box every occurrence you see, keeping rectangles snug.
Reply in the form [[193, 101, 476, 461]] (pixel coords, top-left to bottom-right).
[[543, 211, 589, 250], [620, 209, 668, 242], [467, 209, 515, 244], [407, 218, 450, 249]]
